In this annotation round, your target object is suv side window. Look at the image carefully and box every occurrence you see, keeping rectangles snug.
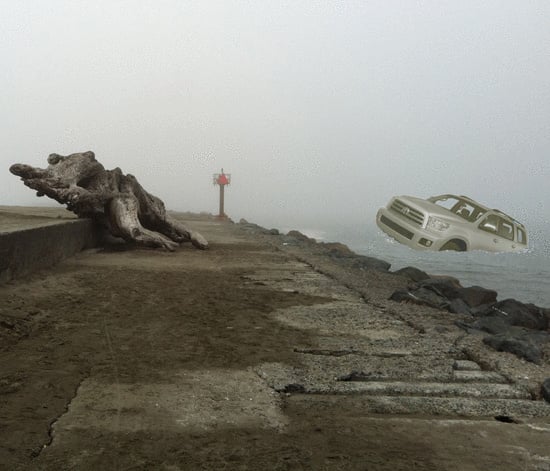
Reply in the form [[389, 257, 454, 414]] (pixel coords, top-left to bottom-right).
[[498, 220, 514, 240], [479, 215, 515, 240], [454, 202, 476, 221], [479, 215, 498, 234]]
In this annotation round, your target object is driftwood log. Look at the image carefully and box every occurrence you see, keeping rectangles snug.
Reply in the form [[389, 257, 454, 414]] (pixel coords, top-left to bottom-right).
[[10, 151, 208, 251]]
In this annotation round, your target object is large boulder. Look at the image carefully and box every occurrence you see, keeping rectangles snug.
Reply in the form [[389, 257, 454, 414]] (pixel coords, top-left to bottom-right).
[[389, 277, 497, 314], [456, 286, 498, 308], [351, 255, 391, 272], [475, 299, 549, 331], [447, 298, 472, 315], [413, 278, 463, 301], [316, 242, 391, 271], [392, 266, 430, 282], [458, 300, 550, 363], [319, 242, 356, 258], [389, 287, 448, 309], [483, 332, 549, 365], [389, 274, 550, 364], [240, 221, 279, 235], [286, 230, 315, 243]]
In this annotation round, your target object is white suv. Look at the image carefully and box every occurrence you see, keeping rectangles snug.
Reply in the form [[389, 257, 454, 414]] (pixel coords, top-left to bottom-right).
[[376, 194, 528, 252]]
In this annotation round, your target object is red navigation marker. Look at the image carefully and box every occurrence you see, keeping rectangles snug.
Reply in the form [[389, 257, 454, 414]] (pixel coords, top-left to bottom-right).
[[212, 169, 231, 219], [216, 173, 229, 186]]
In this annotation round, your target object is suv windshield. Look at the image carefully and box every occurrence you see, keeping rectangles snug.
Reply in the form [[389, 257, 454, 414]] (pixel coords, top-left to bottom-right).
[[429, 195, 487, 222]]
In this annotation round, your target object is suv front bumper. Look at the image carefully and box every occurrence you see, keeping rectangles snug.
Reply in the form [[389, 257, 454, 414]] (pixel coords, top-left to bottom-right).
[[376, 208, 444, 251]]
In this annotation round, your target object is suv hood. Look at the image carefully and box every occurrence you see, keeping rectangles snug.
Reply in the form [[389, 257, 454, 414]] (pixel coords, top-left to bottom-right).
[[394, 195, 456, 220]]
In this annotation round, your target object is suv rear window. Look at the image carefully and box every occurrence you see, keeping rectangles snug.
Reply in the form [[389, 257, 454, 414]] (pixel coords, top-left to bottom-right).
[[517, 227, 527, 245], [498, 220, 514, 240], [479, 215, 514, 240]]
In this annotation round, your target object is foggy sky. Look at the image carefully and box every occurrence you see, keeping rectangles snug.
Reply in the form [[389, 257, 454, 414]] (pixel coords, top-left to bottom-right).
[[1, 1, 549, 232]]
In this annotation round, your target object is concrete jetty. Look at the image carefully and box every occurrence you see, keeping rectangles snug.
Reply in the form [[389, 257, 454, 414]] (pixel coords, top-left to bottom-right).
[[0, 208, 549, 470]]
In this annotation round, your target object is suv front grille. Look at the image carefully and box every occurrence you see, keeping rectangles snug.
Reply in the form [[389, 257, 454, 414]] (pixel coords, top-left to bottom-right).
[[380, 215, 414, 239], [390, 200, 425, 226]]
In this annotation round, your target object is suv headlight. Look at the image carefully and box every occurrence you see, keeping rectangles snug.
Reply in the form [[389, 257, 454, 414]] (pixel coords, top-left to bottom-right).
[[427, 216, 450, 231]]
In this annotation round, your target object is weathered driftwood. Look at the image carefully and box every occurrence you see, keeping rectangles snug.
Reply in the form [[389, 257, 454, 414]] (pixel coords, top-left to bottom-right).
[[10, 151, 208, 251]]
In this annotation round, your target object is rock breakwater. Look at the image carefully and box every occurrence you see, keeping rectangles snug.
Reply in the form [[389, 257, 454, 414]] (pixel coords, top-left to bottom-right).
[[238, 220, 550, 399]]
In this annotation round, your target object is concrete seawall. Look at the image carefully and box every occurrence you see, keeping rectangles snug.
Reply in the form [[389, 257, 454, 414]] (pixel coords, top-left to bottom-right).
[[0, 206, 100, 283]]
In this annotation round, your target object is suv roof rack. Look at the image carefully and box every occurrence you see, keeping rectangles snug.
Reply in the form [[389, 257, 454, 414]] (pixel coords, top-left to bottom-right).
[[491, 208, 525, 227], [458, 195, 489, 210], [450, 195, 525, 228]]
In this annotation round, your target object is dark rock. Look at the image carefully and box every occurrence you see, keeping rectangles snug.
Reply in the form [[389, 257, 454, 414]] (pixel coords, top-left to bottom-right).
[[542, 378, 550, 403], [286, 230, 315, 243], [413, 278, 462, 301], [454, 320, 483, 335], [414, 287, 450, 308], [390, 277, 482, 313], [470, 302, 498, 316], [389, 290, 414, 303], [351, 255, 391, 272], [239, 222, 279, 236], [393, 266, 430, 282], [389, 287, 447, 309], [448, 298, 472, 315], [426, 275, 462, 288], [390, 270, 550, 364], [391, 279, 459, 308], [458, 312, 550, 363], [477, 299, 549, 331], [280, 235, 299, 245], [320, 242, 356, 258], [456, 286, 498, 308], [483, 334, 543, 364], [466, 316, 513, 335]]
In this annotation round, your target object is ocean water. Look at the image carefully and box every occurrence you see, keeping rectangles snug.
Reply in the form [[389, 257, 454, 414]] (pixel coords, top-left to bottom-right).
[[293, 224, 550, 309]]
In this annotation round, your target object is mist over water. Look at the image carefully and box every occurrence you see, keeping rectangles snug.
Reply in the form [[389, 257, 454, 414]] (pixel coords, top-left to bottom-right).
[[296, 221, 550, 308]]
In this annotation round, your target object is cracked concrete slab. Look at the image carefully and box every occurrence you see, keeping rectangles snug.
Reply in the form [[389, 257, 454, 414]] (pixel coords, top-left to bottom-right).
[[51, 369, 287, 439]]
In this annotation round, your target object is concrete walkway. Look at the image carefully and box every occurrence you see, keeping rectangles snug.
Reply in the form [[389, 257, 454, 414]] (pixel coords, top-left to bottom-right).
[[0, 211, 549, 470]]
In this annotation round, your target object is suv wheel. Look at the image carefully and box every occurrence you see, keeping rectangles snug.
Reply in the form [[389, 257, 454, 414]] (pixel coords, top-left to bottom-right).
[[440, 240, 466, 251]]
